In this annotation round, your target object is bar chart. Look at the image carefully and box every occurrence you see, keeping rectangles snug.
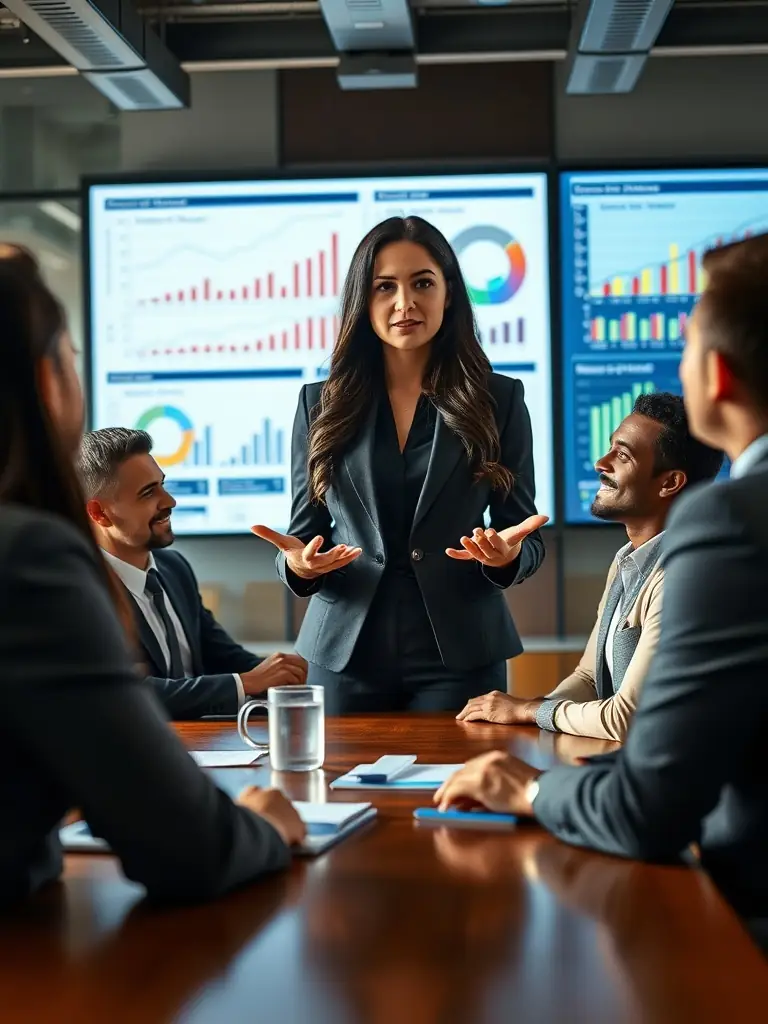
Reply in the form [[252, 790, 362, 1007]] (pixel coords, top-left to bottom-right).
[[137, 231, 340, 307], [478, 318, 526, 348], [590, 310, 688, 345], [139, 315, 340, 363], [182, 419, 286, 467], [225, 419, 285, 467], [591, 242, 709, 299]]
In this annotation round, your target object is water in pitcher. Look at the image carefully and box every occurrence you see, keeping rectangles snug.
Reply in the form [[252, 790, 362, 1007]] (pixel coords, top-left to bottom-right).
[[269, 701, 325, 772]]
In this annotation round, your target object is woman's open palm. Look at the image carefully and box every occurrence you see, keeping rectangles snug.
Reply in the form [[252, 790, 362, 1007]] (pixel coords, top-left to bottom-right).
[[252, 525, 362, 580]]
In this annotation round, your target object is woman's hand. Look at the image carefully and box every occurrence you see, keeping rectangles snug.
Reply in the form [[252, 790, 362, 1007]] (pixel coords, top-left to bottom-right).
[[445, 515, 548, 568], [252, 525, 362, 581]]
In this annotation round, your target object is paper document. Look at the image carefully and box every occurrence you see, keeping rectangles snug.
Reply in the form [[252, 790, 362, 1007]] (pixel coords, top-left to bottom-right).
[[60, 800, 377, 858], [294, 802, 377, 855], [189, 750, 266, 768], [330, 764, 463, 791], [294, 801, 373, 835]]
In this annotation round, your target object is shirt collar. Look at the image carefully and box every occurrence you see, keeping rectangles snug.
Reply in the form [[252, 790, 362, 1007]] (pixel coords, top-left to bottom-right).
[[615, 532, 665, 578], [730, 434, 768, 479], [102, 549, 157, 598]]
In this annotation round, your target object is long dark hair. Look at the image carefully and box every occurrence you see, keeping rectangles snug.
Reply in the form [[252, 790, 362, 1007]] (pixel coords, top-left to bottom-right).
[[307, 216, 513, 502], [0, 255, 131, 632]]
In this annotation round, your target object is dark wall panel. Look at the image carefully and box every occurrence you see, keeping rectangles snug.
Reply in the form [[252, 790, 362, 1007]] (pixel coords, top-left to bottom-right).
[[280, 63, 553, 165]]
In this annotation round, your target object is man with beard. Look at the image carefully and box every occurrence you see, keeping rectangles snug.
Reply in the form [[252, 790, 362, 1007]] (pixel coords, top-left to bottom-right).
[[456, 393, 723, 741], [78, 428, 307, 719]]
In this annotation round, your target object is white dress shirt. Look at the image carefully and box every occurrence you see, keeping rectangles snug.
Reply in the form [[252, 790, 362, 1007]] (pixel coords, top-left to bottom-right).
[[103, 550, 244, 706], [730, 433, 768, 479], [605, 532, 664, 681]]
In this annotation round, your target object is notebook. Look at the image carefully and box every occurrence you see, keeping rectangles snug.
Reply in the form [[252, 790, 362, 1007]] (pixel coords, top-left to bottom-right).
[[330, 763, 463, 791], [59, 801, 376, 858]]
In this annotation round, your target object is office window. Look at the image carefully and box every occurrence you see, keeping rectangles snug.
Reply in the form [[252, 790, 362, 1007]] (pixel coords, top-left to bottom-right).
[[0, 76, 120, 191], [0, 198, 83, 374]]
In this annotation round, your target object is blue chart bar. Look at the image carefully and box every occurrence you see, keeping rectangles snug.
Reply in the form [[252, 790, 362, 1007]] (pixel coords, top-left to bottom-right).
[[187, 425, 214, 467], [226, 419, 286, 466]]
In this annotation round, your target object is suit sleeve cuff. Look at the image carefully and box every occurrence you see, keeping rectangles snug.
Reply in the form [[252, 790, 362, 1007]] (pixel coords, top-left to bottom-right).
[[481, 553, 523, 589], [233, 674, 245, 708], [535, 699, 563, 733]]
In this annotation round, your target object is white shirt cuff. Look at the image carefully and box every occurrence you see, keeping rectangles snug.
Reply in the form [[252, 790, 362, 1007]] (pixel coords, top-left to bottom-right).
[[233, 673, 245, 708]]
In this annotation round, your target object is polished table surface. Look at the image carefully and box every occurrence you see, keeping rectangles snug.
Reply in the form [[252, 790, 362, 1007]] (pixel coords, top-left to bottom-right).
[[1, 715, 767, 1023]]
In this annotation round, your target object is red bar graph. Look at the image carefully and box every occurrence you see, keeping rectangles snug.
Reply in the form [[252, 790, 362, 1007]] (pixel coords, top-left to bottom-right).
[[137, 231, 341, 306]]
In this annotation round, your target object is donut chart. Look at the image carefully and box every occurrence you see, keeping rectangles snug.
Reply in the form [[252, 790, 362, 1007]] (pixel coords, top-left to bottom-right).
[[135, 405, 195, 467], [452, 225, 526, 304]]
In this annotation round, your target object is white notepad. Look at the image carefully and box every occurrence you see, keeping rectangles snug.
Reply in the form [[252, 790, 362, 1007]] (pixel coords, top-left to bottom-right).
[[189, 750, 266, 768], [59, 801, 376, 859], [330, 764, 463, 791], [292, 801, 377, 855]]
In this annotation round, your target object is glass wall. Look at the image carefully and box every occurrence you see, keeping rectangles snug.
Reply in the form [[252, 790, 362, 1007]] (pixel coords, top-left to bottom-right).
[[0, 76, 120, 192], [0, 198, 83, 373]]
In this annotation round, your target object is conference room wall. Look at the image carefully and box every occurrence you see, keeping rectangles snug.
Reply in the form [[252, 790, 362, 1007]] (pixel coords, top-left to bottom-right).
[[6, 57, 768, 640]]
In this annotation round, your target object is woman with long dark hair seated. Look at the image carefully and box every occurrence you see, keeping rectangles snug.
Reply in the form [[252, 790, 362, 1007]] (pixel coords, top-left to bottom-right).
[[0, 256, 305, 908], [254, 217, 547, 713]]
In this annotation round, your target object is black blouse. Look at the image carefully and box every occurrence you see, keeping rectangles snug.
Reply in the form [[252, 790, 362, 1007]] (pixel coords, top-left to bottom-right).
[[372, 393, 436, 574]]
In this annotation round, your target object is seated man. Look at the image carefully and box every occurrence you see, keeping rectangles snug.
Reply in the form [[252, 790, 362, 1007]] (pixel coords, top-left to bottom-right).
[[78, 428, 307, 719], [457, 393, 723, 742], [436, 234, 768, 950]]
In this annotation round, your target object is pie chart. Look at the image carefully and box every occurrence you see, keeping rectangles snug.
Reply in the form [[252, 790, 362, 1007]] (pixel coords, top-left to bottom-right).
[[135, 405, 195, 467], [452, 225, 526, 305]]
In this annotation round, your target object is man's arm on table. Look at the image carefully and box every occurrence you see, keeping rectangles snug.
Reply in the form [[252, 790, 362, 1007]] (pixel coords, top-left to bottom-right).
[[533, 485, 765, 860]]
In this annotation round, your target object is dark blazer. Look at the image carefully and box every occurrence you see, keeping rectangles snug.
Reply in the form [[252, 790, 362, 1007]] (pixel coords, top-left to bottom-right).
[[123, 549, 261, 720], [0, 505, 289, 907], [277, 373, 545, 672], [534, 452, 768, 926]]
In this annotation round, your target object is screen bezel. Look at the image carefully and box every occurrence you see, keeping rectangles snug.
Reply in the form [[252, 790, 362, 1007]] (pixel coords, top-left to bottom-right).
[[556, 159, 765, 525]]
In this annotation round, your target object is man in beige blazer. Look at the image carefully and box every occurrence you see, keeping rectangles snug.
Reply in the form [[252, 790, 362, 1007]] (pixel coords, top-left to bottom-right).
[[457, 393, 724, 742]]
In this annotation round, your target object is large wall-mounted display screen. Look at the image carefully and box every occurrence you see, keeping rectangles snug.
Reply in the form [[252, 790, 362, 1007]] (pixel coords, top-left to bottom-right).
[[559, 168, 747, 522], [88, 171, 553, 534]]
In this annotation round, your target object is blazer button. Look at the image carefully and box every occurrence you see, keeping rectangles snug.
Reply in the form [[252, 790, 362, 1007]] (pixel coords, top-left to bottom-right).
[[375, 553, 384, 564], [411, 548, 423, 562]]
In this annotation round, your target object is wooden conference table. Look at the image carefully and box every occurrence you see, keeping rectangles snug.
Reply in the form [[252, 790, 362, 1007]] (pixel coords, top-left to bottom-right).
[[1, 716, 766, 1024]]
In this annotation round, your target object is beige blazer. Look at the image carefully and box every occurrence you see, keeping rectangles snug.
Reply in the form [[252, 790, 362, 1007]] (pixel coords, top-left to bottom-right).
[[545, 558, 664, 743]]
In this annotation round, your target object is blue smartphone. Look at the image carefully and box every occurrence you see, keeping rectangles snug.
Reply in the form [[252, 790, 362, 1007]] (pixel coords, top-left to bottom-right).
[[413, 807, 518, 830]]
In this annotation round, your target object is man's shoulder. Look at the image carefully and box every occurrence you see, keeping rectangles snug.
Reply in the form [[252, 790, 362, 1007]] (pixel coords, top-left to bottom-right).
[[668, 474, 765, 534], [154, 547, 195, 581]]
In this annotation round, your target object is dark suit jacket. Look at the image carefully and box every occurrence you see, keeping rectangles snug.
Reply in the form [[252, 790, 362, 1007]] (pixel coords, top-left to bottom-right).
[[124, 549, 261, 720], [0, 505, 289, 907], [534, 453, 768, 925], [277, 373, 545, 672]]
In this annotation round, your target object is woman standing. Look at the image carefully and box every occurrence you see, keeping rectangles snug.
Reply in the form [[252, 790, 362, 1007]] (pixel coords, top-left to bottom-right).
[[254, 217, 547, 713]]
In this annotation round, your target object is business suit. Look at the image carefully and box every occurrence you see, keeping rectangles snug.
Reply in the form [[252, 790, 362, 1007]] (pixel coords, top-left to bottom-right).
[[277, 373, 544, 709], [0, 504, 289, 907], [117, 549, 261, 720], [533, 453, 768, 933], [535, 551, 664, 742]]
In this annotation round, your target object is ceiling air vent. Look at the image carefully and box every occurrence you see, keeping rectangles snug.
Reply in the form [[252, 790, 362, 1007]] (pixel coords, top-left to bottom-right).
[[565, 0, 674, 94], [3, 0, 189, 109]]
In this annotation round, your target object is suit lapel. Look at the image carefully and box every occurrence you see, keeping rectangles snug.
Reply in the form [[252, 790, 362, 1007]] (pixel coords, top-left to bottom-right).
[[341, 391, 383, 539], [124, 589, 168, 676], [412, 410, 465, 533]]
